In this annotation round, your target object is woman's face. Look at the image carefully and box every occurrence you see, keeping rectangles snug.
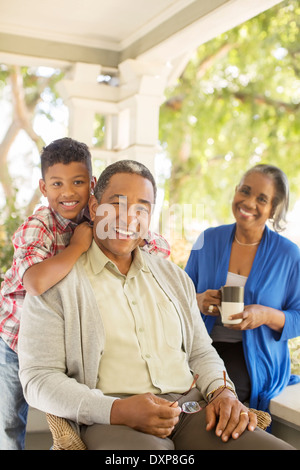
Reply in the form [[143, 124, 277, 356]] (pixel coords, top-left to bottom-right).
[[232, 171, 276, 232]]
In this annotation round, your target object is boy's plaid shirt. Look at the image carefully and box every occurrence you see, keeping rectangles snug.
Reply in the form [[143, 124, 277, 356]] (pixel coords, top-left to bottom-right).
[[0, 206, 76, 351], [0, 206, 170, 352]]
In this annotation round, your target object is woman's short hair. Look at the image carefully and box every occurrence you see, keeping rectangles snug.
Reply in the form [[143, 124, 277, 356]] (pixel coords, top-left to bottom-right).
[[94, 160, 157, 203], [240, 164, 289, 232]]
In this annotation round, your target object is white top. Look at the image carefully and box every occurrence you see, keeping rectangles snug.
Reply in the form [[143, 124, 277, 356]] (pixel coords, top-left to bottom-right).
[[226, 271, 247, 288]]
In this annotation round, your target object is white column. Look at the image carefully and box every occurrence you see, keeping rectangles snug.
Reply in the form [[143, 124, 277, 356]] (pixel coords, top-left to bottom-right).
[[114, 59, 170, 173], [57, 63, 102, 146], [67, 101, 95, 145], [57, 59, 171, 175]]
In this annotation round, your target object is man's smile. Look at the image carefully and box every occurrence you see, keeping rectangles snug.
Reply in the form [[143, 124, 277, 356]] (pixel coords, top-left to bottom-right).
[[115, 227, 137, 239]]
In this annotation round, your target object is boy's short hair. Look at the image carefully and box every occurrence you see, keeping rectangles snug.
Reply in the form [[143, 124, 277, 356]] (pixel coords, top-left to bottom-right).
[[41, 137, 92, 179], [94, 160, 157, 203]]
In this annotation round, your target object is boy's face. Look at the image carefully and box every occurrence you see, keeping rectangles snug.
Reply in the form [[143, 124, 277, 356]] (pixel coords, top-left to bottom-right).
[[39, 161, 91, 222]]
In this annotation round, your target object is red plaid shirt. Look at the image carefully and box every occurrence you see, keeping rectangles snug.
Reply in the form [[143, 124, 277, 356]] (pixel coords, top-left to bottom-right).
[[0, 206, 170, 352], [142, 232, 171, 258]]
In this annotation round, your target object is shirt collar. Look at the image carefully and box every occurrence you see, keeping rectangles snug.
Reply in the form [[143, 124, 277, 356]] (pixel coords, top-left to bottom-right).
[[87, 240, 150, 277], [50, 206, 91, 231], [49, 207, 77, 230]]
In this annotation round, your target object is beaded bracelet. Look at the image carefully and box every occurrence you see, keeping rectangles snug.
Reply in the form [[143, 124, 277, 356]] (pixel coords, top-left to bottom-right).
[[206, 371, 237, 402], [206, 385, 237, 402]]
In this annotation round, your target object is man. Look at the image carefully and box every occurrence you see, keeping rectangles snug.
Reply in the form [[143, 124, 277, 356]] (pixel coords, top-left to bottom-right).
[[19, 160, 294, 450]]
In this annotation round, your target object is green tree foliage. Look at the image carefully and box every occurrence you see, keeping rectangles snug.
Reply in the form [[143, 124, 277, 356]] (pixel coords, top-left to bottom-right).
[[159, 1, 300, 372], [159, 0, 300, 225]]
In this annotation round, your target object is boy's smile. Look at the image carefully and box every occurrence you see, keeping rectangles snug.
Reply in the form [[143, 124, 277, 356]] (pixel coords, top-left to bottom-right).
[[39, 161, 91, 222]]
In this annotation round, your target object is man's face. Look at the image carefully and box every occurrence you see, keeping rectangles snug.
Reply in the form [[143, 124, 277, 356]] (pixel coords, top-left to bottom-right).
[[89, 172, 154, 267]]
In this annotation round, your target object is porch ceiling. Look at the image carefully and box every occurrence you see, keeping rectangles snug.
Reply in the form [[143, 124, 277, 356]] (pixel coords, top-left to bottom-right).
[[0, 0, 282, 74]]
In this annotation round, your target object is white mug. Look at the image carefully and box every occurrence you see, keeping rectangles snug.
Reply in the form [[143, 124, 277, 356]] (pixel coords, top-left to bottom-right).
[[218, 286, 244, 325]]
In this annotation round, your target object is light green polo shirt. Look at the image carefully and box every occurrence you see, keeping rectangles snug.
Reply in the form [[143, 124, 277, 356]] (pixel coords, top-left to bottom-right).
[[84, 240, 193, 395]]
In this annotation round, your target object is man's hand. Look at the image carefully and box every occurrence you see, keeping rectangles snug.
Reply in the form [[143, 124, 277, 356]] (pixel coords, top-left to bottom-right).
[[111, 393, 181, 439], [205, 388, 257, 442]]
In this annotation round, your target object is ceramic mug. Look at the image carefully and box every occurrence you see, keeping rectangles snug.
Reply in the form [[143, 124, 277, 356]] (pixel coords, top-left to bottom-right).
[[218, 286, 244, 324]]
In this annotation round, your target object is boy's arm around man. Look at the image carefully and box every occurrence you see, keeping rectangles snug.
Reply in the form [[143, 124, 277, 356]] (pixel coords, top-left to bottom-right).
[[22, 221, 92, 295]]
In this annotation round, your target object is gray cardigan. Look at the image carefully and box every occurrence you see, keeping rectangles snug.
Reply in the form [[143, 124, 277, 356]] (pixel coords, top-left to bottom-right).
[[19, 250, 232, 429]]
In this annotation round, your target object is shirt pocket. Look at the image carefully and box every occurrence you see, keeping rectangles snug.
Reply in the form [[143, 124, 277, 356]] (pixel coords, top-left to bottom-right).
[[157, 300, 182, 350]]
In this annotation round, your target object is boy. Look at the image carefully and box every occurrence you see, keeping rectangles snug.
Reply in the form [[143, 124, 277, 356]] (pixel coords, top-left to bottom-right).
[[0, 137, 170, 450]]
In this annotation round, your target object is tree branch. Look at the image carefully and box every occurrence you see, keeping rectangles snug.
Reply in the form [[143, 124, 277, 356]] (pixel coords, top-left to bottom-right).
[[165, 42, 237, 111], [0, 120, 21, 202], [10, 66, 46, 152], [196, 43, 237, 79], [234, 91, 300, 113]]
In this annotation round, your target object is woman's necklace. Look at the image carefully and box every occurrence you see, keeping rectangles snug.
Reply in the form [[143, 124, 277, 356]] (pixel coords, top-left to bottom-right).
[[234, 235, 261, 246]]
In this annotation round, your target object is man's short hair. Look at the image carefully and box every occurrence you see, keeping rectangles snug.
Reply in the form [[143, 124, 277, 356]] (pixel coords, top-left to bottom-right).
[[94, 160, 157, 203], [40, 137, 92, 179]]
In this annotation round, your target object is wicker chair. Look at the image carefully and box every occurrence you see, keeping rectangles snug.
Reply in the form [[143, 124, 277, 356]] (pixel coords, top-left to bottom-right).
[[46, 408, 272, 450], [46, 414, 87, 450]]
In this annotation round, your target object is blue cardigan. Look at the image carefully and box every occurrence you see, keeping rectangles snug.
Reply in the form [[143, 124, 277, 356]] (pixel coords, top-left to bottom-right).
[[185, 223, 300, 411]]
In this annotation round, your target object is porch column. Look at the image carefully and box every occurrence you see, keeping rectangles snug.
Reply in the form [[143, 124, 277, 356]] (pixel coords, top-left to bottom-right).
[[57, 59, 170, 175], [56, 62, 106, 146], [113, 59, 170, 173]]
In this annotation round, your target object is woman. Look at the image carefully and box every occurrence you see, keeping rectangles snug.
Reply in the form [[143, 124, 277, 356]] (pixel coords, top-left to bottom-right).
[[185, 164, 300, 411]]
